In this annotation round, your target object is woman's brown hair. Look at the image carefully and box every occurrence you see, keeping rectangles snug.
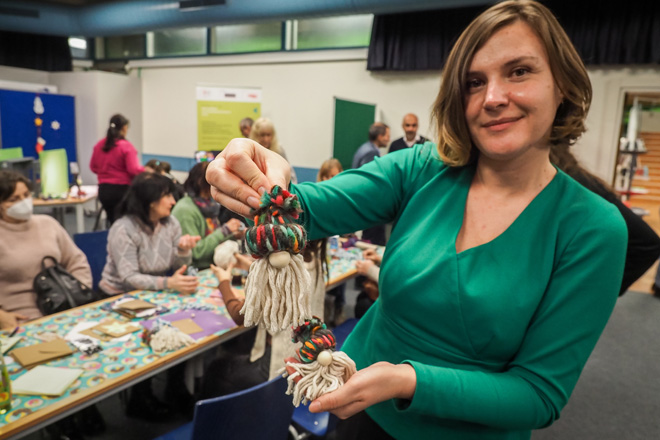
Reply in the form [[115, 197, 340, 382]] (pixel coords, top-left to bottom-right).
[[432, 0, 592, 166]]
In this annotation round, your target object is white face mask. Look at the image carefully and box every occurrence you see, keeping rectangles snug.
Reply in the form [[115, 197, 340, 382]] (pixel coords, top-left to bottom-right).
[[5, 197, 33, 221]]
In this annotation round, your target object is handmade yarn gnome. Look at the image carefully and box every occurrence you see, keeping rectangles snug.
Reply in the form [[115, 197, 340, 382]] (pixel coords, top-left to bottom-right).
[[241, 186, 312, 332], [285, 317, 356, 407]]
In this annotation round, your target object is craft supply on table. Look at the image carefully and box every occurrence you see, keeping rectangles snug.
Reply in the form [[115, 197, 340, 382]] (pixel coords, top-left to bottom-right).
[[104, 296, 164, 319], [0, 337, 21, 355], [11, 339, 74, 369], [11, 366, 83, 397]]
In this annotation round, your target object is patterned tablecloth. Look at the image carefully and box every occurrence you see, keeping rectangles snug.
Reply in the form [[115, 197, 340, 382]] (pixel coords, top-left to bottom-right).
[[0, 269, 231, 427], [0, 248, 369, 428]]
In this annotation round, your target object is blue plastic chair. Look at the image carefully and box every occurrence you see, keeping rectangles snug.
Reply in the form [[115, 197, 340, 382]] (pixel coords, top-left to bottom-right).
[[154, 375, 294, 440], [290, 318, 359, 439], [73, 230, 108, 291]]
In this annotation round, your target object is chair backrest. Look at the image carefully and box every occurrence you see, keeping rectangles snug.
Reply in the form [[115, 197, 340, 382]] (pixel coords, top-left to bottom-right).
[[190, 375, 294, 440], [73, 230, 109, 291]]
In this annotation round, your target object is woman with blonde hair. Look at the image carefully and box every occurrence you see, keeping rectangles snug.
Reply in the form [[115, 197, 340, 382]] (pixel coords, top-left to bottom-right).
[[249, 117, 297, 183], [207, 1, 627, 438]]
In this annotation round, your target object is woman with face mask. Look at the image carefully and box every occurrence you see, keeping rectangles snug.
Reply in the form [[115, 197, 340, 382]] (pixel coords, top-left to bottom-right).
[[0, 171, 92, 329]]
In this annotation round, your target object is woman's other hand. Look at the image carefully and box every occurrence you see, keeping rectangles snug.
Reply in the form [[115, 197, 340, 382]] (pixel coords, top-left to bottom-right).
[[224, 218, 246, 238], [206, 138, 291, 216], [355, 259, 375, 275], [168, 265, 199, 294], [308, 362, 417, 419], [0, 310, 27, 330], [363, 249, 382, 265], [234, 253, 254, 271], [210, 263, 233, 285], [178, 234, 201, 252]]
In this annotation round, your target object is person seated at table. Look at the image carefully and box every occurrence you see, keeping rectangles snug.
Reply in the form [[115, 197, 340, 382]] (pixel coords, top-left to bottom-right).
[[354, 249, 382, 319], [172, 162, 245, 270], [0, 171, 104, 438], [201, 239, 327, 398], [0, 170, 92, 328], [99, 172, 200, 295], [145, 158, 185, 201]]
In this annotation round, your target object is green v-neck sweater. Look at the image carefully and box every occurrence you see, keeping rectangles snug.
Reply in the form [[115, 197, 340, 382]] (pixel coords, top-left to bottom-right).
[[292, 143, 627, 439]]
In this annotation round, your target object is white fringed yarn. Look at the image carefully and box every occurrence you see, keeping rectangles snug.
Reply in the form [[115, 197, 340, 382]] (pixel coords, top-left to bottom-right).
[[213, 240, 240, 269], [149, 325, 195, 353], [241, 253, 311, 332], [285, 351, 357, 407]]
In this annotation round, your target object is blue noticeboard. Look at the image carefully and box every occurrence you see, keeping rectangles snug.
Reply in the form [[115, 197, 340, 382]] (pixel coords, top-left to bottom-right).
[[0, 89, 76, 183]]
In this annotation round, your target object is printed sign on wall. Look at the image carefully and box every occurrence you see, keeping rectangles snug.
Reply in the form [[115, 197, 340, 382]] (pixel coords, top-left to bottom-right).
[[196, 86, 261, 151]]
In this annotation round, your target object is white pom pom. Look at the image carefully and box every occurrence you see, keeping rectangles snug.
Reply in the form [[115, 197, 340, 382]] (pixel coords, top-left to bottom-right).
[[213, 240, 239, 268], [268, 251, 291, 269]]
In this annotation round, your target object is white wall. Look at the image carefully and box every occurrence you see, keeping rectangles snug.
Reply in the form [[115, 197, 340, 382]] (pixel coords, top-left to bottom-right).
[[49, 71, 142, 184], [0, 65, 49, 85], [137, 53, 660, 183], [136, 53, 440, 169], [641, 110, 660, 133]]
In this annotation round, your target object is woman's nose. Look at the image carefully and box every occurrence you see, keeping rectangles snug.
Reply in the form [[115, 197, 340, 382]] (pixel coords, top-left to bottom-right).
[[483, 78, 509, 110]]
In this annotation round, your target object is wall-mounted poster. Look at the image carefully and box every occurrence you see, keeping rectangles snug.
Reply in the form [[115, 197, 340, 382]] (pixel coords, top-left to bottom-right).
[[196, 86, 261, 151]]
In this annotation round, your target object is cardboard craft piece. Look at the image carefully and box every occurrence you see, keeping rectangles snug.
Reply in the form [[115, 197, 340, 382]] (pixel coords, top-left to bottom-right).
[[141, 310, 235, 340], [171, 319, 204, 335], [90, 319, 142, 338], [113, 299, 157, 311], [11, 339, 74, 368], [79, 328, 113, 342]]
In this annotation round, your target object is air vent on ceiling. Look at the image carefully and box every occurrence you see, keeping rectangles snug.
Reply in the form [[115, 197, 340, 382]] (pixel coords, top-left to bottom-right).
[[0, 6, 39, 18], [179, 0, 227, 10]]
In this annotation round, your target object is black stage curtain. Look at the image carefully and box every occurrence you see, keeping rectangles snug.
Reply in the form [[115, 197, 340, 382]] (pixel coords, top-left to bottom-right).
[[0, 30, 72, 72], [367, 0, 660, 71]]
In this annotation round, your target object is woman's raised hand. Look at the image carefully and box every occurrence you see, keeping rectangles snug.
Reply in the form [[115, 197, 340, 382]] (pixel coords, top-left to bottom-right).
[[206, 138, 291, 216], [168, 265, 199, 294], [178, 234, 201, 252]]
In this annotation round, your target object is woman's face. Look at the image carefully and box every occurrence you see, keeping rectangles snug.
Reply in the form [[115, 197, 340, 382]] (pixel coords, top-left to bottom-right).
[[120, 124, 129, 138], [0, 181, 31, 222], [463, 21, 563, 164], [256, 128, 273, 149], [322, 167, 341, 181], [149, 193, 176, 222]]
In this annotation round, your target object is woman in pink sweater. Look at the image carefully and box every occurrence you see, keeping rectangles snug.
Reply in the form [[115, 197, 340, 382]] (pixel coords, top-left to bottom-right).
[[0, 171, 92, 329], [90, 114, 144, 224]]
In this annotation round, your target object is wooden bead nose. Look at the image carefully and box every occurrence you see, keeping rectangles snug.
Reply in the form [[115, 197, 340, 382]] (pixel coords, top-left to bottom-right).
[[317, 350, 333, 366], [268, 251, 291, 269]]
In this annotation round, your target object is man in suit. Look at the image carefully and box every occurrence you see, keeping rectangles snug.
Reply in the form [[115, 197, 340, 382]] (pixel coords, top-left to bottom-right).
[[351, 122, 390, 169], [388, 113, 427, 153]]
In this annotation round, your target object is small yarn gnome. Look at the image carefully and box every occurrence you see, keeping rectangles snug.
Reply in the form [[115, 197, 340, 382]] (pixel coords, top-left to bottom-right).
[[285, 317, 356, 407], [241, 186, 312, 332]]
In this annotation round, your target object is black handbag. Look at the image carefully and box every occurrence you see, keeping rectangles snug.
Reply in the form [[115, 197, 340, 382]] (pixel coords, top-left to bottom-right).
[[33, 256, 97, 316]]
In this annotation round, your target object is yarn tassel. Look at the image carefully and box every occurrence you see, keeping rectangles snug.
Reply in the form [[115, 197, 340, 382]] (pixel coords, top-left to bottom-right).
[[143, 319, 195, 353], [241, 185, 312, 332], [286, 351, 356, 407], [285, 317, 356, 407], [241, 253, 311, 332]]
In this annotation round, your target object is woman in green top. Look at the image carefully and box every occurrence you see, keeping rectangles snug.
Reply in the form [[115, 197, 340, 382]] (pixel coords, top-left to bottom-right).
[[206, 1, 627, 439], [171, 161, 245, 269]]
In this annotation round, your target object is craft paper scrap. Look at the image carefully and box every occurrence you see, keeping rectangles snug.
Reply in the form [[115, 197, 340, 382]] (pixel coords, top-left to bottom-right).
[[0, 336, 21, 354], [142, 310, 235, 340], [12, 366, 83, 396]]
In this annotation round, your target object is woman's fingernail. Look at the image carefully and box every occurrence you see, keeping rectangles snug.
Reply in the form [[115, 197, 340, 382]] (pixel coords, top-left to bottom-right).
[[247, 196, 259, 208], [258, 186, 266, 195]]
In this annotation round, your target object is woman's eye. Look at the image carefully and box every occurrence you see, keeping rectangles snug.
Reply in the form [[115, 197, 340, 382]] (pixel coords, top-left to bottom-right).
[[466, 79, 483, 90], [512, 68, 529, 77]]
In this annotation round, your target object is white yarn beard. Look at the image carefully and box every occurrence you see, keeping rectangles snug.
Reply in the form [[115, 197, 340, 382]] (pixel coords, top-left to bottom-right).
[[241, 253, 312, 332], [285, 351, 357, 407], [149, 326, 195, 353]]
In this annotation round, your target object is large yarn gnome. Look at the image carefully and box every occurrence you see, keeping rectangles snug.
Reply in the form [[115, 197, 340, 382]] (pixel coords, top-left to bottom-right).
[[241, 186, 312, 332]]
